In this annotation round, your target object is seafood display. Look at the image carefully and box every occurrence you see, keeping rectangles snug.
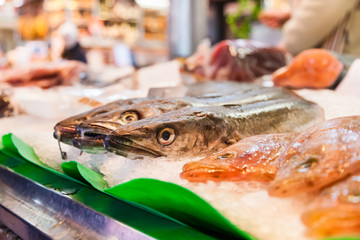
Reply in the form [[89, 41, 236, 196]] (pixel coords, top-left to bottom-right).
[[272, 49, 344, 89], [2, 33, 360, 240], [180, 115, 360, 238], [302, 173, 360, 237], [104, 98, 324, 159], [268, 116, 360, 197], [209, 40, 287, 81], [0, 61, 86, 89], [54, 83, 302, 154], [181, 133, 297, 182], [184, 39, 287, 82]]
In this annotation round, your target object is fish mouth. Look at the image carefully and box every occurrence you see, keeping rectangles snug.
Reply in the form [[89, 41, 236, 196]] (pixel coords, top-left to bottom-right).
[[76, 121, 122, 137], [54, 125, 78, 144], [181, 162, 232, 182], [73, 125, 108, 152], [104, 135, 162, 159], [73, 122, 122, 153], [72, 137, 107, 154]]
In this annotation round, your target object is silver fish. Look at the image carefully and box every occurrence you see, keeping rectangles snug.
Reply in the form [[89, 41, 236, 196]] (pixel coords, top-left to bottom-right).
[[71, 85, 298, 153], [104, 98, 324, 159]]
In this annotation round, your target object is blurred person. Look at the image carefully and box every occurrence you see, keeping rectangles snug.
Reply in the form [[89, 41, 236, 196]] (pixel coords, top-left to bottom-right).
[[57, 21, 87, 63], [259, 0, 360, 56]]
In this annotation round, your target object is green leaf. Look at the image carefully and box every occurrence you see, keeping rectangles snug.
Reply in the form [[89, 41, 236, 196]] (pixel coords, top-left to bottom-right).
[[2, 133, 22, 158], [1, 133, 85, 185], [106, 178, 256, 240], [62, 161, 109, 191], [62, 161, 88, 183], [0, 152, 214, 240], [0, 134, 256, 239]]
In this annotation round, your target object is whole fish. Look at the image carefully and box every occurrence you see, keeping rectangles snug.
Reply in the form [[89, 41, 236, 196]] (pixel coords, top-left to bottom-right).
[[54, 84, 276, 146], [268, 116, 360, 197], [104, 98, 324, 159], [181, 133, 297, 182], [302, 173, 360, 238], [70, 85, 298, 153]]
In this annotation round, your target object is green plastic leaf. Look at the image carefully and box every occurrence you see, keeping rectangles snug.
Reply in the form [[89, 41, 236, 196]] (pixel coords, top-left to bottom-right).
[[62, 161, 88, 183], [106, 178, 256, 240], [11, 134, 41, 164], [1, 133, 85, 185], [62, 161, 109, 191], [0, 151, 215, 240], [2, 134, 22, 158], [0, 134, 256, 239]]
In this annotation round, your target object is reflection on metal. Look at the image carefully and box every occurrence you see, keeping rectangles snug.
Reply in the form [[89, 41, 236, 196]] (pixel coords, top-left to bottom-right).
[[168, 0, 208, 58], [0, 166, 153, 240]]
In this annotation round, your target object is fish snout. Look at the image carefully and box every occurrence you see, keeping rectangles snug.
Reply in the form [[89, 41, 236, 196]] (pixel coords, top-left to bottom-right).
[[75, 123, 90, 136], [53, 125, 78, 145], [53, 128, 59, 139], [181, 161, 233, 182]]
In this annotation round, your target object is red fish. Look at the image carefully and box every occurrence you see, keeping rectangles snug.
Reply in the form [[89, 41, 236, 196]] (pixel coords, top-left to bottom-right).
[[181, 133, 296, 182], [272, 49, 343, 89], [268, 116, 360, 197], [302, 173, 360, 238]]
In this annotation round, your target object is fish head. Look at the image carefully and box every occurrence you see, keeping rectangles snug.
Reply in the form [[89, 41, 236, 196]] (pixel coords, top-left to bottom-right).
[[268, 133, 337, 196], [181, 150, 241, 182], [53, 109, 108, 145], [104, 108, 231, 159], [269, 116, 360, 197], [72, 99, 189, 152], [72, 109, 144, 152], [53, 99, 133, 145]]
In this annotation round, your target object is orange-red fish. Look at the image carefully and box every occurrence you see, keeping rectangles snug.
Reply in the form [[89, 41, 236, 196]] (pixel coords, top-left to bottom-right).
[[272, 49, 343, 89], [181, 133, 297, 182], [268, 116, 360, 197], [302, 173, 360, 238]]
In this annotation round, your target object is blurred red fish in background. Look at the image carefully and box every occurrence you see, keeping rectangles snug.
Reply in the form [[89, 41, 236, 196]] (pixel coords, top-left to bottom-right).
[[272, 49, 344, 89]]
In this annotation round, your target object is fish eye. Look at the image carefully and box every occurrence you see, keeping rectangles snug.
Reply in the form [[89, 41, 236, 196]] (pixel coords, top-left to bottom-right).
[[296, 156, 319, 172], [345, 194, 360, 204], [157, 128, 175, 145], [217, 152, 235, 160], [121, 111, 139, 124]]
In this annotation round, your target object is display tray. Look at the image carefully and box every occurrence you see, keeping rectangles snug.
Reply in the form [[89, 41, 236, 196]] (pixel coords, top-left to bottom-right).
[[0, 134, 252, 240], [1, 86, 360, 240], [0, 165, 156, 240], [0, 159, 224, 240]]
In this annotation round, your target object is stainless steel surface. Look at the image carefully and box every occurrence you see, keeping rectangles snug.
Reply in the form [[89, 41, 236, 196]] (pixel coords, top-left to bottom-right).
[[168, 0, 208, 58], [0, 166, 154, 240]]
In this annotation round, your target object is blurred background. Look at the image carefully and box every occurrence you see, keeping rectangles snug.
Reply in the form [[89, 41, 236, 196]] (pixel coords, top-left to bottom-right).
[[0, 0, 287, 69]]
